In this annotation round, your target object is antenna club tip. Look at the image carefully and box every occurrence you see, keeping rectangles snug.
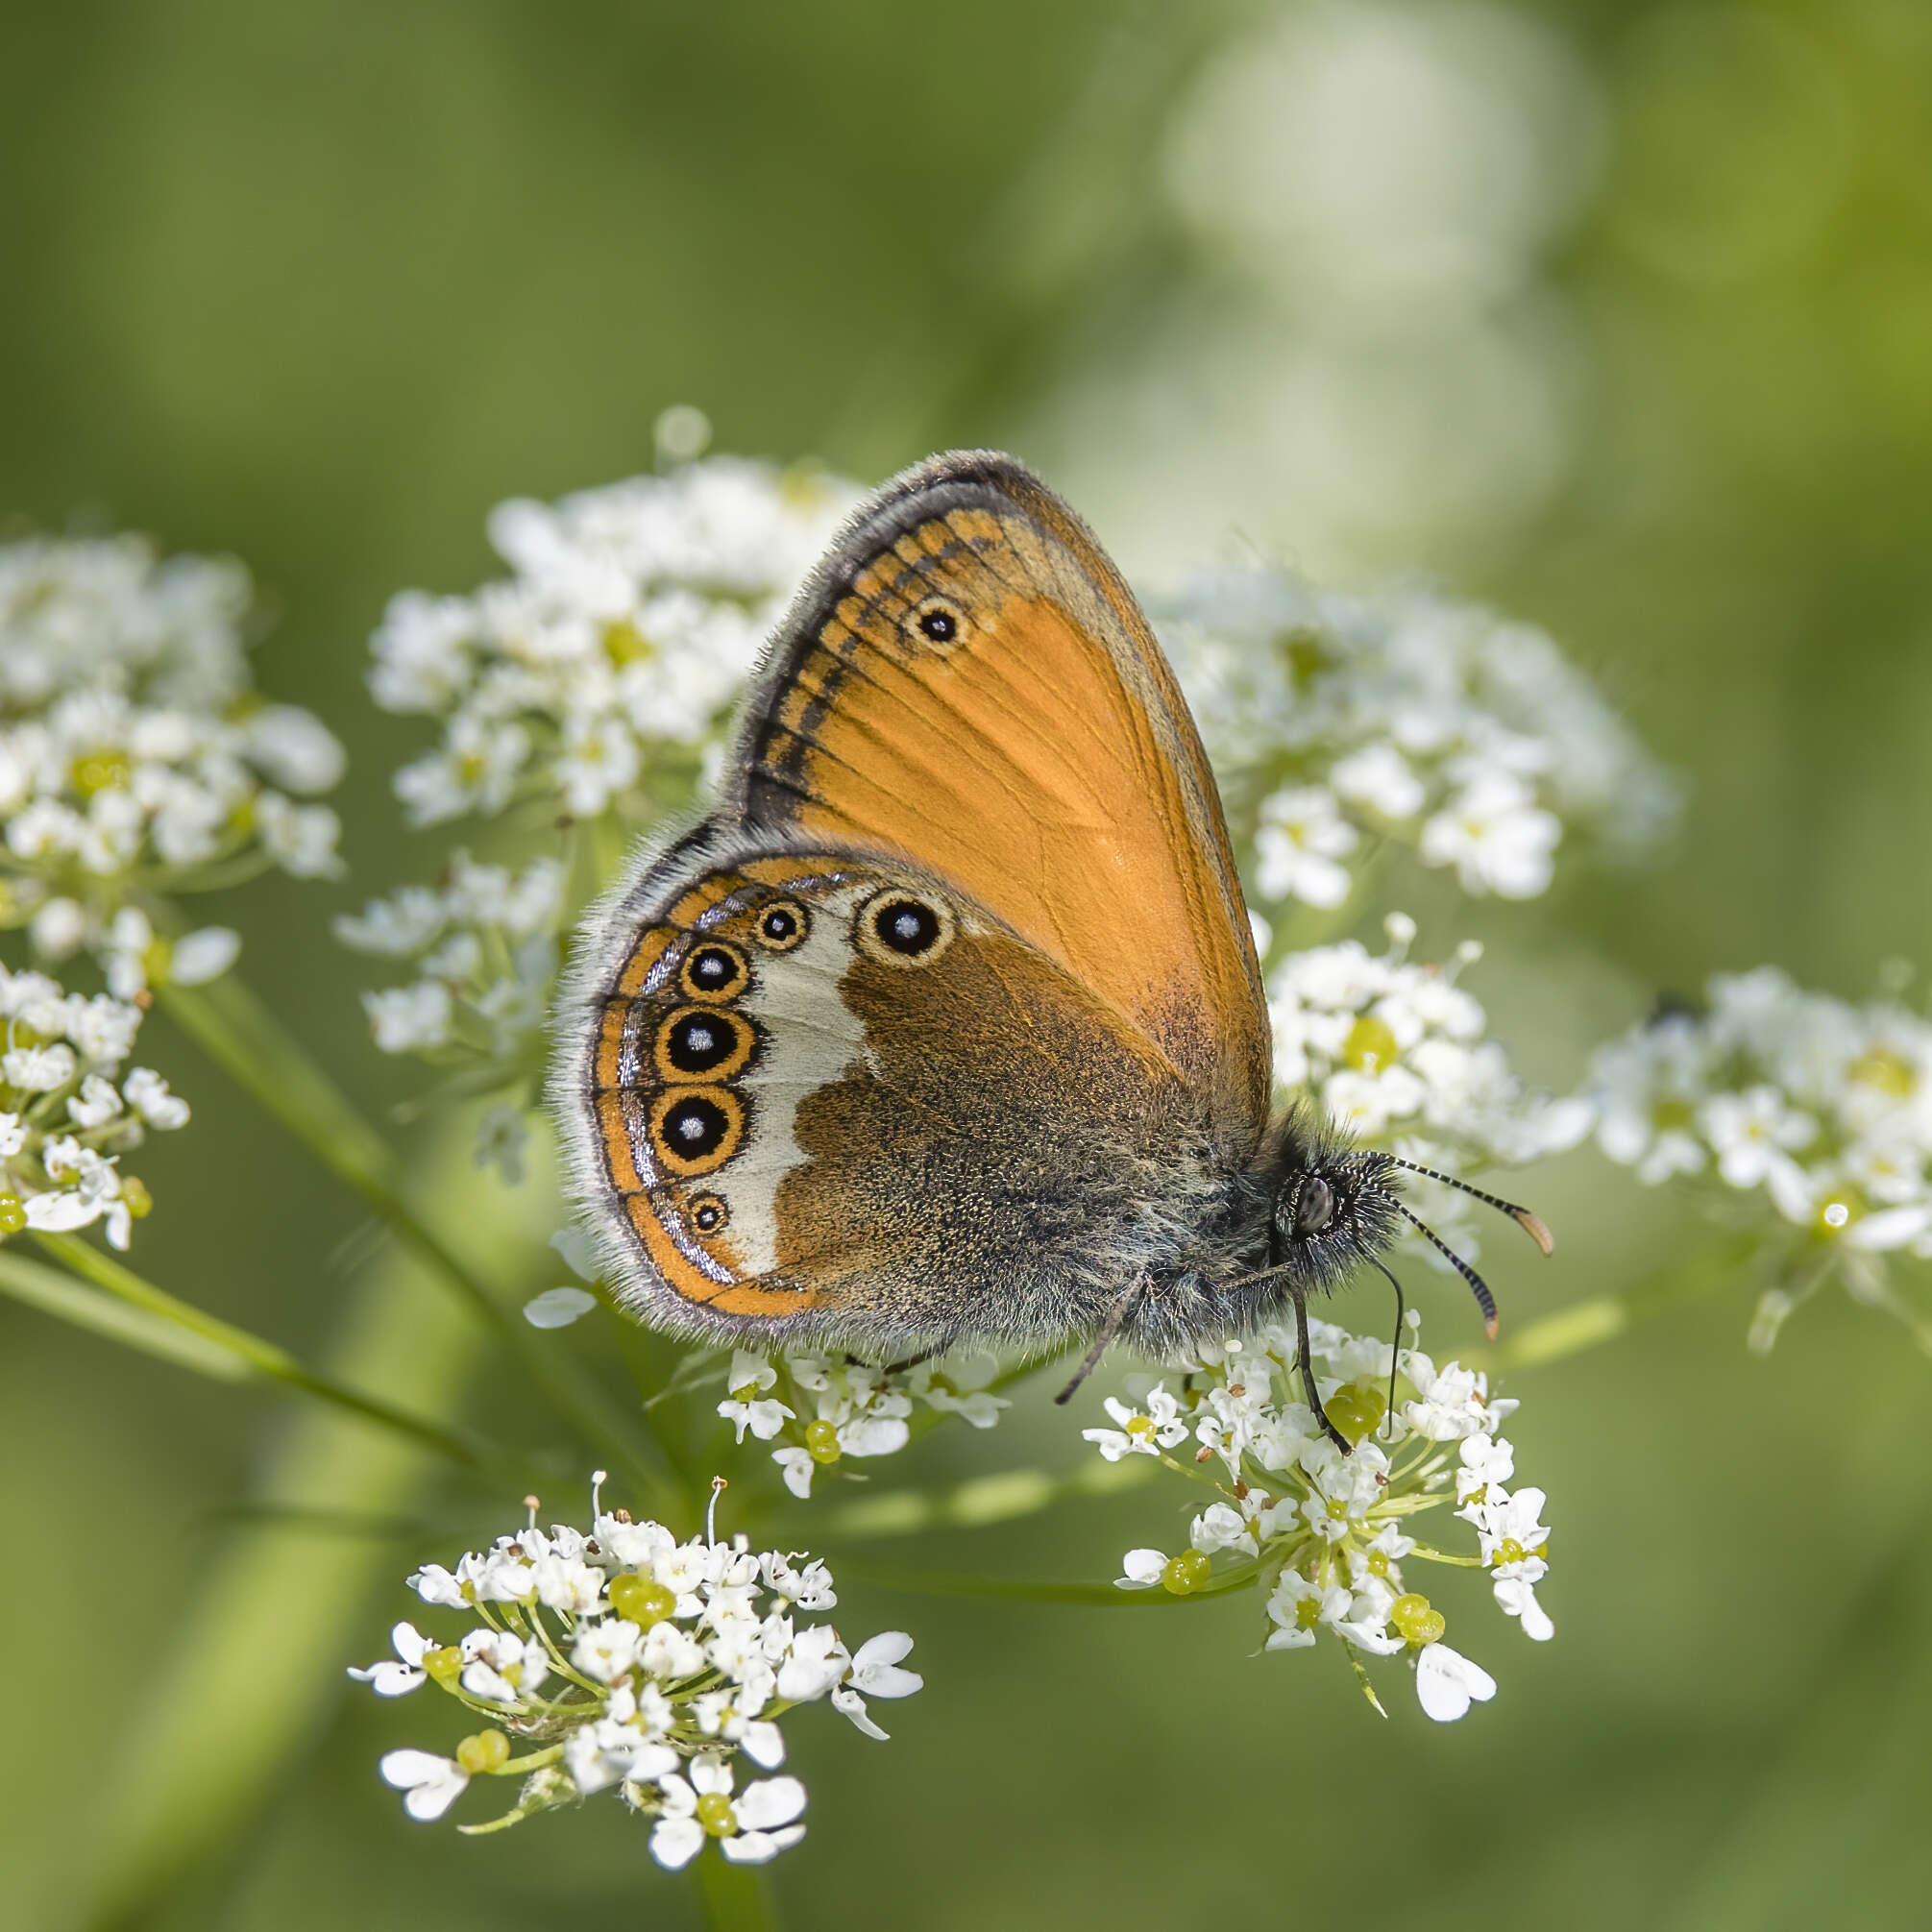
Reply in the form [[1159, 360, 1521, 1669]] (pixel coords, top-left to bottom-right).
[[1484, 1313, 1501, 1341], [1513, 1209, 1555, 1257]]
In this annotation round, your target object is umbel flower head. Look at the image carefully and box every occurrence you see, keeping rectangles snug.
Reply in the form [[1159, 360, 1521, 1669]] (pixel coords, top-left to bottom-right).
[[1153, 568, 1677, 910], [1090, 1312, 1551, 1722], [334, 851, 564, 1067], [1589, 966, 1932, 1352], [0, 531, 345, 990], [353, 1478, 921, 1867], [1269, 915, 1591, 1269], [365, 449, 863, 828], [717, 1349, 1011, 1498], [0, 961, 188, 1247]]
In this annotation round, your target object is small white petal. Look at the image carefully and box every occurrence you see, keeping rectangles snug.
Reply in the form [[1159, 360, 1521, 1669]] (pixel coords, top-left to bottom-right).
[[170, 926, 242, 986], [523, 1286, 598, 1329], [733, 1775, 807, 1832], [831, 1684, 891, 1740], [1414, 1643, 1498, 1723], [650, 1816, 705, 1871], [740, 1721, 787, 1769], [721, 1824, 806, 1864]]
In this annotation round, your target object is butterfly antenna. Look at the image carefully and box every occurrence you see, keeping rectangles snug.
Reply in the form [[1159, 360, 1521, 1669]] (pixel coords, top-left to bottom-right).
[[1392, 1199, 1500, 1340], [1370, 1259, 1405, 1440], [1053, 1279, 1147, 1406], [1387, 1158, 1554, 1256]]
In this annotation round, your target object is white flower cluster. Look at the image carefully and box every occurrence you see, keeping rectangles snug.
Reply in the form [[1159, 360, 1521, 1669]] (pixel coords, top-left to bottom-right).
[[0, 533, 345, 986], [366, 455, 862, 827], [355, 1480, 921, 1867], [0, 962, 190, 1248], [1271, 915, 1590, 1262], [1154, 569, 1676, 908], [719, 1350, 1010, 1500], [334, 852, 564, 1068], [0, 532, 253, 714], [1090, 1314, 1551, 1723], [1590, 966, 1932, 1350]]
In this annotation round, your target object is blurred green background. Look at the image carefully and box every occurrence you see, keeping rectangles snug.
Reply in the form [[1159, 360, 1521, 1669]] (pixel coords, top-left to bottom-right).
[[4, 2, 1931, 1928]]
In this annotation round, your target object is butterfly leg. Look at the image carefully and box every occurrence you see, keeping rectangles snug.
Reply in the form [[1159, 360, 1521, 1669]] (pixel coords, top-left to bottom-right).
[[867, 1346, 941, 1377], [1052, 1278, 1149, 1406], [1290, 1284, 1353, 1456]]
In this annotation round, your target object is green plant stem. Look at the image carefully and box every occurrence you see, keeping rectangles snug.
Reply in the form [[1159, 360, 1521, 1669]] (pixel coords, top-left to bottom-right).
[[19, 1233, 485, 1466], [79, 1120, 507, 1932], [1481, 1232, 1762, 1371], [159, 971, 680, 1510], [694, 1854, 780, 1932], [836, 1555, 1262, 1608]]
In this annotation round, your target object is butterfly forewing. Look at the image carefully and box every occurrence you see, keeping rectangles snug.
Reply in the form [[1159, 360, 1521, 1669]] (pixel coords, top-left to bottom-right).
[[727, 452, 1271, 1129]]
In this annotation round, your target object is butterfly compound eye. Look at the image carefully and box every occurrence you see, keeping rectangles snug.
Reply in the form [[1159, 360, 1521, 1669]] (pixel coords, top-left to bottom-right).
[[1294, 1176, 1337, 1237]]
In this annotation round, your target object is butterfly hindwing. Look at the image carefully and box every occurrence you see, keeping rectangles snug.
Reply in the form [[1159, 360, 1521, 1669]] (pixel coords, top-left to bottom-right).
[[561, 840, 1211, 1351]]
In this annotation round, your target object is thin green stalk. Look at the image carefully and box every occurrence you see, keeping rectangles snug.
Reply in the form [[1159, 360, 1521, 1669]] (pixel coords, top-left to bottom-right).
[[694, 1854, 780, 1932], [804, 1453, 1155, 1545], [1483, 1232, 1763, 1371], [20, 1233, 484, 1467], [836, 1555, 1262, 1607], [0, 1246, 252, 1384], [159, 972, 680, 1509]]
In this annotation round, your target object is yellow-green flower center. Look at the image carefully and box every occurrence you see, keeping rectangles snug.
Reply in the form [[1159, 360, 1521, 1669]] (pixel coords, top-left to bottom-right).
[[70, 747, 132, 797], [608, 1574, 676, 1627], [456, 1729, 510, 1774], [1849, 1047, 1916, 1099], [1324, 1381, 1388, 1444], [1390, 1593, 1446, 1647], [1161, 1549, 1213, 1596], [804, 1419, 843, 1464], [603, 618, 657, 668], [1343, 1015, 1399, 1074], [424, 1645, 464, 1687], [696, 1792, 738, 1837]]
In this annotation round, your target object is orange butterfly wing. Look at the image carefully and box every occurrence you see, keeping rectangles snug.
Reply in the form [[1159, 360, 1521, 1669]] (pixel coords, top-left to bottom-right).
[[724, 451, 1270, 1134]]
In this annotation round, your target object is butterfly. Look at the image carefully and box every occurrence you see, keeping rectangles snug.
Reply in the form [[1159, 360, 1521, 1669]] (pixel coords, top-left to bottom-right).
[[555, 451, 1550, 1452]]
